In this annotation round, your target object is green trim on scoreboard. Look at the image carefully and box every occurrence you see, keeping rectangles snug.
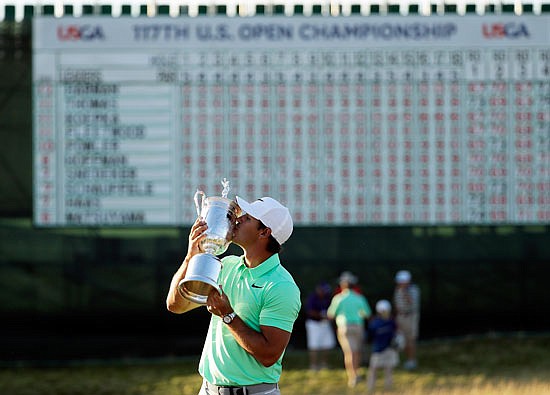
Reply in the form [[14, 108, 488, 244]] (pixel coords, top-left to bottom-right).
[[369, 5, 380, 14], [42, 5, 54, 15], [4, 5, 14, 19], [100, 5, 112, 15], [157, 5, 169, 15], [312, 5, 322, 14], [82, 5, 94, 15], [445, 5, 458, 13], [388, 5, 401, 13], [2, 3, 550, 20], [273, 4, 285, 14], [24, 5, 34, 17], [294, 5, 304, 14]]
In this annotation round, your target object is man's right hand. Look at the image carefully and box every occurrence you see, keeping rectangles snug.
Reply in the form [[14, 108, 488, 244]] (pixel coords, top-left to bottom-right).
[[166, 217, 208, 314], [187, 217, 208, 257]]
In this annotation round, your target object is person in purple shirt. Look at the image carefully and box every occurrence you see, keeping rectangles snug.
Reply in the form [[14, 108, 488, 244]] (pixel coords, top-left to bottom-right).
[[304, 281, 336, 370]]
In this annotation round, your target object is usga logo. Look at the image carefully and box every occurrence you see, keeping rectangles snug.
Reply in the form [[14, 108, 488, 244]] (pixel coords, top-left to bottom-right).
[[57, 25, 105, 41], [482, 23, 530, 39]]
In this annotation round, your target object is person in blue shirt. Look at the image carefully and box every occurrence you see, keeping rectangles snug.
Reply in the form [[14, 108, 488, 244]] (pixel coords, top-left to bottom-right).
[[366, 299, 400, 392]]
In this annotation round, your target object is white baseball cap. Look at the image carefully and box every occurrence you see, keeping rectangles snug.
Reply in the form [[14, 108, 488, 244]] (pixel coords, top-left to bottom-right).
[[236, 196, 293, 245], [376, 299, 392, 314], [395, 270, 411, 284], [339, 271, 358, 284]]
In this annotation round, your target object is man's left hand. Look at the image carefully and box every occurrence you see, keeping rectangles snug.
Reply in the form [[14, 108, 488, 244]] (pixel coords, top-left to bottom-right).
[[206, 285, 233, 317]]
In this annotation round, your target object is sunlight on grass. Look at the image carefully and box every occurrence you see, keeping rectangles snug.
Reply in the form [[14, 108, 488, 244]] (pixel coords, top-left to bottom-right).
[[1, 334, 549, 395]]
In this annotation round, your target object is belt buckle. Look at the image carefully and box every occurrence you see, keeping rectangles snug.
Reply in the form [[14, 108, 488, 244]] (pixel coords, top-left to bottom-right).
[[224, 388, 245, 395], [218, 387, 245, 395]]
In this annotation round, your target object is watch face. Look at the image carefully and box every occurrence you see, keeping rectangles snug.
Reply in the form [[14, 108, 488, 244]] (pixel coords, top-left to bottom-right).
[[223, 313, 234, 324]]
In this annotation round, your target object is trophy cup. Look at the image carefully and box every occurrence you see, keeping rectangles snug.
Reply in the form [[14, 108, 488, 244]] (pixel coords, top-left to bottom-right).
[[177, 179, 241, 304]]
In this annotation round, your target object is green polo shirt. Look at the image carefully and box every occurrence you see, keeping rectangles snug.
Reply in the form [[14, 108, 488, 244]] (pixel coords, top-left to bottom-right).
[[198, 253, 301, 386], [327, 289, 371, 327]]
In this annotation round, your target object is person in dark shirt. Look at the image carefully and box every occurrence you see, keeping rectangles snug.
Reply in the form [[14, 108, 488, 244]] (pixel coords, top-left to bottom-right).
[[304, 281, 336, 370], [366, 300, 400, 392]]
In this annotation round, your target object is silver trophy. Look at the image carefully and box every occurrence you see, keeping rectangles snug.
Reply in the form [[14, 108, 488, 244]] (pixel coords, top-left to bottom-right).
[[178, 179, 241, 304]]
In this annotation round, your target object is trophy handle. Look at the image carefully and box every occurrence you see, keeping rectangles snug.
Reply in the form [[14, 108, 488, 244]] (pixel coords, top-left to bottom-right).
[[194, 190, 206, 218]]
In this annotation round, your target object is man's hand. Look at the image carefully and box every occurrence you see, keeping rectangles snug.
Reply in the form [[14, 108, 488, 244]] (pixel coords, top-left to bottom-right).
[[187, 217, 208, 257], [165, 217, 208, 314], [206, 285, 233, 317], [205, 285, 291, 367]]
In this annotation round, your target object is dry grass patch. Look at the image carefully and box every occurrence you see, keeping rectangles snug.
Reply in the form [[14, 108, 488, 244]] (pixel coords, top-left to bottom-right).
[[1, 333, 549, 395]]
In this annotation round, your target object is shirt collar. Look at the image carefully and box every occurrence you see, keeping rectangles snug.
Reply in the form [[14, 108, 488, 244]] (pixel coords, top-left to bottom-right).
[[239, 253, 280, 281]]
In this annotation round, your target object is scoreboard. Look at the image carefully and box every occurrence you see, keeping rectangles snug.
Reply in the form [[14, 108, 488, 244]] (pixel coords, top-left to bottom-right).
[[33, 15, 550, 226]]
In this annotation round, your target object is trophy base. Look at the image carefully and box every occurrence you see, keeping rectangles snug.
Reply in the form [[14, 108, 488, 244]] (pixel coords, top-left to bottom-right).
[[178, 276, 221, 305], [177, 253, 222, 305]]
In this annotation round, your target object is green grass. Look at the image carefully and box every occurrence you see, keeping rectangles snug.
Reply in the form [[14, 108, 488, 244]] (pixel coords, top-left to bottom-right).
[[1, 334, 549, 395]]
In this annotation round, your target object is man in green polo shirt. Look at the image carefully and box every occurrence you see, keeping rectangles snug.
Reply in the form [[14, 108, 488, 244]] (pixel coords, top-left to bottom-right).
[[327, 272, 372, 388], [167, 196, 301, 395]]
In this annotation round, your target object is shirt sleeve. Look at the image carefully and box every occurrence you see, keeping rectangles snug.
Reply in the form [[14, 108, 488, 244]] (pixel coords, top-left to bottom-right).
[[260, 280, 301, 333], [327, 295, 339, 319], [360, 297, 372, 319]]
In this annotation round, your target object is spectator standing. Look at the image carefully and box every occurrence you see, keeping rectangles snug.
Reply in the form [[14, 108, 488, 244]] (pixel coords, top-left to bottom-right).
[[393, 270, 420, 370], [304, 281, 336, 370], [366, 300, 399, 392], [333, 270, 363, 295], [327, 271, 372, 388]]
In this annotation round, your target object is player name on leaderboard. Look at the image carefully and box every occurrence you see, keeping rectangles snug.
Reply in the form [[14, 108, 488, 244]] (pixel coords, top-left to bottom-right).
[[33, 15, 549, 226]]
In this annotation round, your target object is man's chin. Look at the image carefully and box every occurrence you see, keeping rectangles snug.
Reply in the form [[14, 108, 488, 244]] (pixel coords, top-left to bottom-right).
[[229, 237, 244, 249]]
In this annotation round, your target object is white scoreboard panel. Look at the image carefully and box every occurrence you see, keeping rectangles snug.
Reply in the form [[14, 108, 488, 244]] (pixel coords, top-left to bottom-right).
[[33, 15, 550, 226]]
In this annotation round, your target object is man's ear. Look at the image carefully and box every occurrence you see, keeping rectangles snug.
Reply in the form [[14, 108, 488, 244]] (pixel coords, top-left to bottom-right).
[[259, 227, 272, 239]]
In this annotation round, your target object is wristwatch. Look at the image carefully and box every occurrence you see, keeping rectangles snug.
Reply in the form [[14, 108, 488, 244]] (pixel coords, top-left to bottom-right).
[[222, 312, 236, 324]]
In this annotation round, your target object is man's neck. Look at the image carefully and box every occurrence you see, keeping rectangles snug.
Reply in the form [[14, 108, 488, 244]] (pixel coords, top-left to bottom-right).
[[243, 247, 275, 268]]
